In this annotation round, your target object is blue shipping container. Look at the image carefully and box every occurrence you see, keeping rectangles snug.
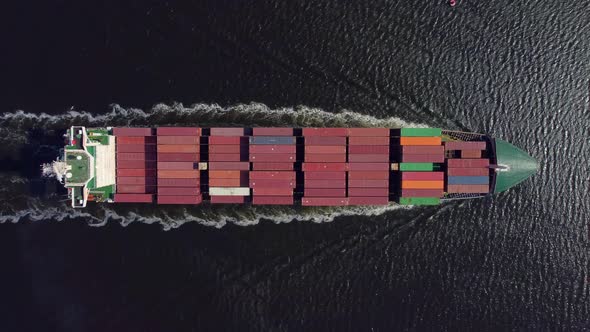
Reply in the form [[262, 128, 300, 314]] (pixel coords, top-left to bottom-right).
[[447, 176, 489, 185], [249, 136, 296, 145]]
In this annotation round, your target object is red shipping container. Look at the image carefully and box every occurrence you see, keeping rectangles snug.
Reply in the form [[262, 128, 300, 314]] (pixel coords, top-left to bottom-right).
[[302, 163, 346, 172], [208, 136, 245, 145], [157, 195, 203, 205], [117, 144, 157, 153], [347, 163, 389, 171], [113, 127, 152, 136], [400, 189, 443, 197], [157, 145, 199, 153], [117, 169, 156, 177], [117, 136, 156, 144], [157, 162, 197, 170], [348, 197, 389, 205], [209, 145, 242, 154], [401, 172, 444, 180], [305, 154, 346, 163], [447, 168, 489, 176], [208, 170, 244, 179], [157, 178, 200, 187], [114, 193, 153, 203], [304, 188, 346, 197], [252, 128, 294, 136], [348, 145, 389, 154], [305, 146, 346, 154], [249, 171, 295, 180], [157, 136, 200, 145], [402, 145, 444, 154], [347, 128, 389, 136], [301, 197, 348, 206], [249, 145, 296, 154], [210, 178, 248, 187], [252, 196, 293, 205], [348, 179, 388, 188], [117, 185, 156, 194], [157, 153, 199, 162], [158, 187, 201, 195], [250, 154, 295, 162], [444, 141, 486, 151], [305, 179, 346, 188], [302, 128, 348, 136], [447, 159, 489, 168], [117, 160, 156, 169], [208, 154, 243, 162], [348, 188, 389, 196], [347, 171, 389, 180], [305, 136, 347, 145], [210, 196, 246, 204], [447, 184, 489, 193], [249, 179, 295, 188], [157, 127, 200, 136], [348, 136, 389, 145], [252, 162, 294, 171], [401, 154, 444, 163], [461, 150, 482, 158], [117, 153, 157, 161], [304, 171, 345, 180], [117, 177, 157, 185], [158, 170, 200, 179], [210, 128, 244, 136], [348, 154, 389, 162], [252, 188, 293, 196]]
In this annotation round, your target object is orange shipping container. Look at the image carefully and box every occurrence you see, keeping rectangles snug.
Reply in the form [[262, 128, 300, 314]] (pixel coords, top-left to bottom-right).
[[401, 180, 444, 189], [208, 170, 242, 179], [209, 178, 247, 187], [400, 137, 442, 146], [157, 145, 200, 153], [157, 170, 200, 179]]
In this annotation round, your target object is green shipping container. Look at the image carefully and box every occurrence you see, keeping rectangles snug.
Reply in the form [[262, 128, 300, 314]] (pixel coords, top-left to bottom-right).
[[400, 128, 442, 137], [399, 197, 440, 205], [399, 163, 434, 171]]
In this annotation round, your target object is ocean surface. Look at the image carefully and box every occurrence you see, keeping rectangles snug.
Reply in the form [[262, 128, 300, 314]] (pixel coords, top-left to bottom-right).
[[1, 1, 589, 331]]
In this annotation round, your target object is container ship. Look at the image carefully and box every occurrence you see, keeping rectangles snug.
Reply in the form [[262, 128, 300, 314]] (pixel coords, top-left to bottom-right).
[[56, 127, 537, 208]]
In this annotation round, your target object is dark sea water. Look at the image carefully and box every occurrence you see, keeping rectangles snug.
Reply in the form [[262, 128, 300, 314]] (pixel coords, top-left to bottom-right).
[[2, 1, 589, 331]]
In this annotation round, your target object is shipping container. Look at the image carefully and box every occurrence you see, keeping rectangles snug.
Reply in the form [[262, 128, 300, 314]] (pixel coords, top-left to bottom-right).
[[347, 171, 389, 180], [208, 162, 250, 170], [447, 176, 489, 185], [400, 189, 444, 197], [116, 152, 157, 161], [447, 159, 489, 168], [348, 197, 389, 205], [401, 154, 444, 163], [348, 179, 388, 188], [401, 145, 445, 154], [348, 145, 389, 154], [401, 172, 444, 181], [157, 153, 199, 162], [252, 188, 294, 196], [249, 136, 296, 145], [209, 187, 250, 196], [401, 180, 444, 189], [249, 145, 296, 154], [209, 136, 245, 145], [114, 193, 154, 203], [252, 128, 294, 136], [304, 188, 346, 197], [399, 197, 440, 205], [305, 154, 346, 163], [304, 136, 347, 145], [210, 178, 248, 187], [302, 163, 346, 172], [400, 137, 442, 146], [117, 185, 156, 194], [252, 196, 293, 205], [210, 128, 245, 136], [347, 128, 390, 136], [348, 136, 389, 145], [157, 162, 197, 170], [117, 144, 157, 153], [249, 154, 295, 162], [157, 195, 203, 205], [249, 171, 296, 180], [446, 168, 489, 176], [116, 177, 157, 185], [461, 150, 482, 158], [210, 196, 246, 204], [117, 136, 156, 144], [157, 178, 200, 187], [208, 170, 243, 179], [208, 154, 243, 162], [117, 169, 156, 177], [347, 188, 389, 196], [157, 136, 200, 145], [347, 163, 389, 171], [157, 127, 200, 136], [304, 146, 346, 154], [209, 145, 243, 154], [400, 128, 442, 137], [249, 179, 295, 188], [252, 162, 294, 171], [399, 163, 434, 171], [348, 154, 389, 162], [112, 127, 153, 136], [444, 141, 486, 151], [305, 179, 346, 188], [301, 197, 348, 206], [158, 187, 201, 195], [302, 128, 348, 136], [303, 171, 346, 180], [117, 160, 157, 169], [447, 184, 489, 193], [157, 145, 199, 153], [157, 170, 200, 179]]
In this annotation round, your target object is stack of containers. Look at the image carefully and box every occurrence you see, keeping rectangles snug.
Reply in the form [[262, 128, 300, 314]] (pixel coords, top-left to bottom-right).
[[445, 141, 489, 193], [346, 128, 390, 205], [113, 127, 156, 203], [301, 128, 348, 206], [156, 127, 202, 204], [249, 128, 296, 205], [398, 128, 444, 205], [208, 128, 250, 203]]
